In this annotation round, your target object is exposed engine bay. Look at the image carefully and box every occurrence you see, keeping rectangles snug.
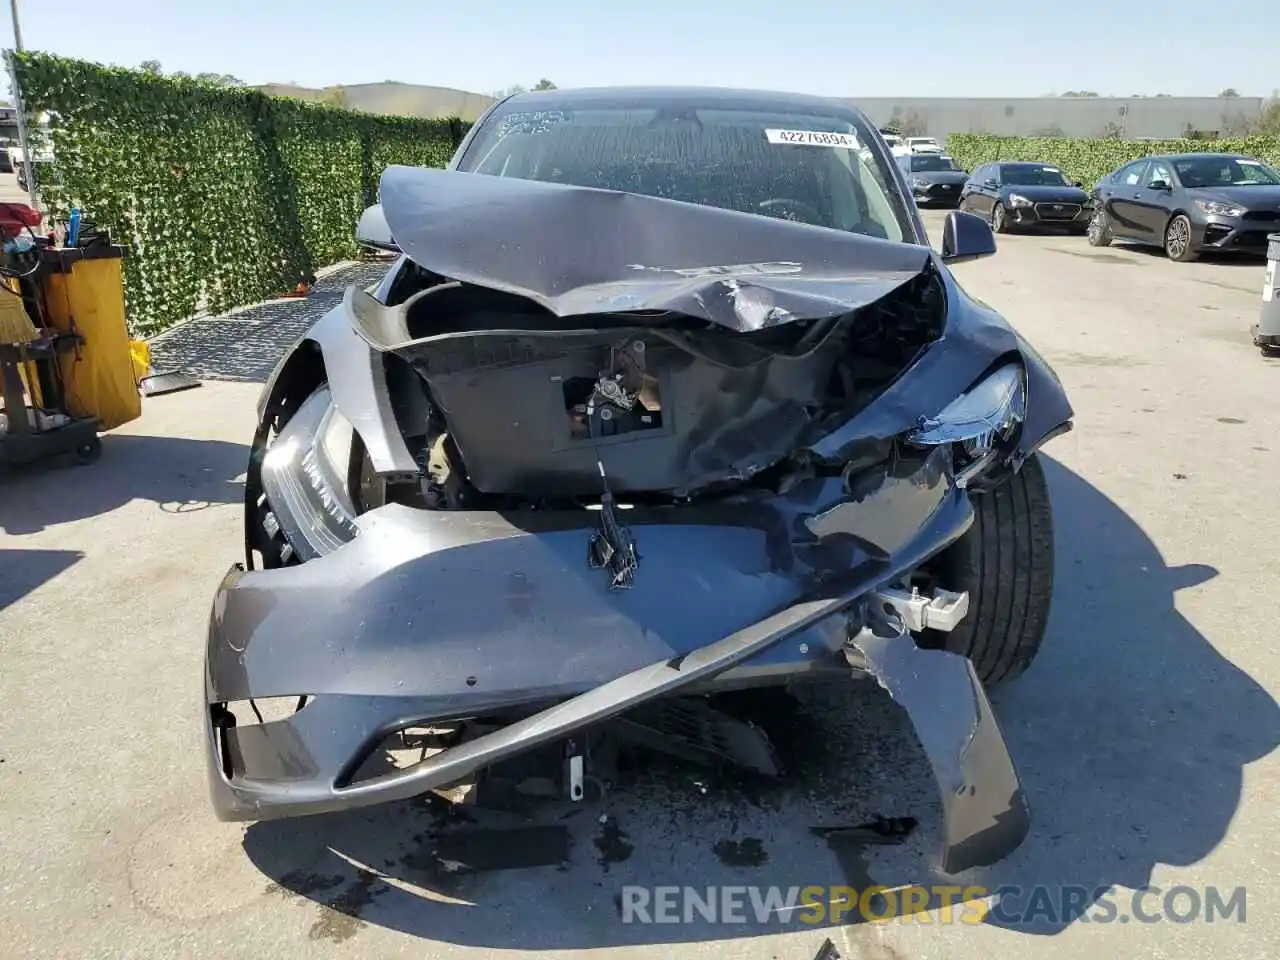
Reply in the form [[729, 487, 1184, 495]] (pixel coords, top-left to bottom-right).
[[259, 261, 953, 593], [256, 194, 962, 590]]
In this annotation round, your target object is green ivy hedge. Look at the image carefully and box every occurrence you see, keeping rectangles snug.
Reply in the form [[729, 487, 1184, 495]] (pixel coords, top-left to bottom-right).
[[946, 134, 1280, 191], [12, 51, 471, 336]]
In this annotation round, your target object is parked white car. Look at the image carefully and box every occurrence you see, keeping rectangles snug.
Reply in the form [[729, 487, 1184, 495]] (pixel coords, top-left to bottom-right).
[[906, 136, 943, 154], [889, 136, 944, 158]]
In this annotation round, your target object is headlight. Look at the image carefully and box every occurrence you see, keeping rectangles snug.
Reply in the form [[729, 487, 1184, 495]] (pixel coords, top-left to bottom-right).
[[259, 385, 358, 560], [907, 363, 1026, 452], [1195, 199, 1245, 218], [1007, 194, 1033, 209], [911, 177, 929, 188]]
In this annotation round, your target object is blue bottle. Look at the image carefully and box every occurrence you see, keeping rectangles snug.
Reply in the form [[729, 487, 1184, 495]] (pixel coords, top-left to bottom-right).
[[68, 208, 81, 246]]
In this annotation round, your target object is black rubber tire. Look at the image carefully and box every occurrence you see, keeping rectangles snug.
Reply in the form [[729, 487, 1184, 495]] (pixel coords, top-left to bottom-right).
[[1164, 213, 1199, 262], [926, 453, 1055, 687], [73, 437, 103, 465], [991, 202, 1010, 234], [1086, 209, 1113, 246]]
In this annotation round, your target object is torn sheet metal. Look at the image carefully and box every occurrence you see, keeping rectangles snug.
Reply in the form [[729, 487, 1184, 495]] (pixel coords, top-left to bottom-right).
[[378, 165, 933, 332], [846, 617, 1030, 874]]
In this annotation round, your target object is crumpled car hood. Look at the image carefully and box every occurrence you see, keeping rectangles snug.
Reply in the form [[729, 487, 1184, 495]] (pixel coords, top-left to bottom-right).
[[379, 164, 935, 332]]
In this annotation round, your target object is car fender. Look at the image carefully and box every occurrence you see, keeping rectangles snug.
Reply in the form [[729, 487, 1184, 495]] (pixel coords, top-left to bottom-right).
[[255, 289, 420, 478]]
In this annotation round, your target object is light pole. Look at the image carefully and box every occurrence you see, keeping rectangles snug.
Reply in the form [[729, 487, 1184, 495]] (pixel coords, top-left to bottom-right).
[[6, 0, 38, 209]]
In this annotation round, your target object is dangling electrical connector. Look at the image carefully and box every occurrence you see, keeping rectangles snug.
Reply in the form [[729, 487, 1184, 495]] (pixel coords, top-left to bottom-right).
[[585, 358, 641, 589]]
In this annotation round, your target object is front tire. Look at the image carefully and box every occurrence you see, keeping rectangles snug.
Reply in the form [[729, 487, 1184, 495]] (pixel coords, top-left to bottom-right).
[[924, 454, 1055, 686], [1164, 214, 1199, 262], [1087, 209, 1113, 246]]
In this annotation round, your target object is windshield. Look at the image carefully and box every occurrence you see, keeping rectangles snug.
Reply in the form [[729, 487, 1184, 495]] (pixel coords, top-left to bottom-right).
[[1001, 165, 1071, 187], [910, 155, 955, 172], [458, 101, 909, 243], [1173, 156, 1280, 188]]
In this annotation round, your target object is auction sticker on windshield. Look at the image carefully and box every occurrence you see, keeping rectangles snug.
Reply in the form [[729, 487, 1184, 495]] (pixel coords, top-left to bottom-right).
[[766, 129, 859, 148]]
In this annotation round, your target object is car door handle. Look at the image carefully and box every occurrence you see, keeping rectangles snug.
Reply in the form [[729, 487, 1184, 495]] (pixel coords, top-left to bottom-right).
[[1132, 193, 1142, 199]]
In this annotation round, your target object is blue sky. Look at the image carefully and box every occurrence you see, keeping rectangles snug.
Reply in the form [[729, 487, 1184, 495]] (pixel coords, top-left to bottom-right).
[[4, 0, 1272, 99]]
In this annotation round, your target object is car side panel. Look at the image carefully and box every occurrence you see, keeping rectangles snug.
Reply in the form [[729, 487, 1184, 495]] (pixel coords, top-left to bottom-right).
[[1130, 160, 1177, 237], [1101, 160, 1152, 241]]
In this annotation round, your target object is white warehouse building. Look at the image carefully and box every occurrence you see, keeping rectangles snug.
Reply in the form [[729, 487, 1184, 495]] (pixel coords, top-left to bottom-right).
[[847, 96, 1264, 141]]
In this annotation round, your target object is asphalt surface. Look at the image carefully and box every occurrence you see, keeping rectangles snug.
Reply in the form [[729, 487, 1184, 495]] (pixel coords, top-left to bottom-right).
[[1, 208, 1278, 960]]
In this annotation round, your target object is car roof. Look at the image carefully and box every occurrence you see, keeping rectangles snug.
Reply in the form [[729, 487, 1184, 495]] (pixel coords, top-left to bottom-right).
[[500, 85, 873, 123], [1147, 152, 1252, 162], [998, 161, 1058, 169]]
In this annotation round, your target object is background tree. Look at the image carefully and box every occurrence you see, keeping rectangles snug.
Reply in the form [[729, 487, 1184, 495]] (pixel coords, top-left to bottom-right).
[[195, 72, 244, 87], [1219, 88, 1240, 97], [532, 79, 557, 91], [1060, 90, 1100, 97], [1255, 93, 1280, 135], [899, 110, 928, 137], [137, 61, 241, 86], [319, 87, 348, 107]]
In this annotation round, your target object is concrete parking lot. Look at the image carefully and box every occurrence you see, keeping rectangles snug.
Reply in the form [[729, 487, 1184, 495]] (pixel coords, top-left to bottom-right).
[[2, 209, 1278, 960]]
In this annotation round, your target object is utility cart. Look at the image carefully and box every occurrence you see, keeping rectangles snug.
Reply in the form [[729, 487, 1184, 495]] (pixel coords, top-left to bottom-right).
[[0, 201, 117, 470], [0, 335, 101, 467]]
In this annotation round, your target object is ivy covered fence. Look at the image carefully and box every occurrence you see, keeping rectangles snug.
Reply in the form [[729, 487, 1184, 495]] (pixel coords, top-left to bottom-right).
[[12, 51, 472, 336]]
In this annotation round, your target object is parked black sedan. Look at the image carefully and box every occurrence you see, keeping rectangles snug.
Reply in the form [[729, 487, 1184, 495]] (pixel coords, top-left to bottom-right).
[[895, 153, 968, 207], [959, 161, 1092, 234], [1087, 153, 1280, 262]]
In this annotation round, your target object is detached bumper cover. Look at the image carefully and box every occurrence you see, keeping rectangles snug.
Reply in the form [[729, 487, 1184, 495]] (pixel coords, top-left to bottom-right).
[[847, 621, 1029, 874], [206, 447, 1031, 870]]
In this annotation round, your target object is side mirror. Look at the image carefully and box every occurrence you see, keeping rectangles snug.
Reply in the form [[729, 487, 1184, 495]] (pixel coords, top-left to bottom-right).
[[941, 210, 997, 264], [355, 203, 398, 252], [1073, 179, 1084, 187], [1148, 179, 1171, 191], [983, 178, 999, 189]]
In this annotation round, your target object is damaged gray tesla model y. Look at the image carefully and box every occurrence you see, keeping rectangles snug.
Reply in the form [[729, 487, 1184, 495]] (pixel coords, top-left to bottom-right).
[[204, 86, 1073, 874]]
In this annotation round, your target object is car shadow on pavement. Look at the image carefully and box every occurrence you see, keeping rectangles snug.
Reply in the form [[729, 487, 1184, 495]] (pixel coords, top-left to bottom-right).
[[0, 547, 83, 610], [242, 454, 1278, 949], [1113, 242, 1266, 267], [0, 434, 247, 535]]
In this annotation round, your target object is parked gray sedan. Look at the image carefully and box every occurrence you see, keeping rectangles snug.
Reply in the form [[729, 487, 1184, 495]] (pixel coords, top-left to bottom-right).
[[1088, 153, 1280, 262], [896, 152, 968, 207]]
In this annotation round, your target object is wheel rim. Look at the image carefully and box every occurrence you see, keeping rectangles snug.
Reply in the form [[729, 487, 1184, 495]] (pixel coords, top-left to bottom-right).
[[1088, 211, 1105, 242], [992, 205, 1004, 230], [1167, 217, 1190, 258]]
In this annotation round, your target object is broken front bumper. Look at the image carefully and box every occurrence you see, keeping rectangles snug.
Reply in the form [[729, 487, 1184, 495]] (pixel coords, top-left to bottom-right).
[[205, 448, 1030, 872]]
